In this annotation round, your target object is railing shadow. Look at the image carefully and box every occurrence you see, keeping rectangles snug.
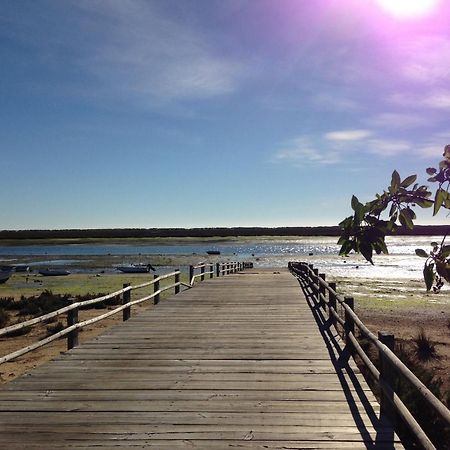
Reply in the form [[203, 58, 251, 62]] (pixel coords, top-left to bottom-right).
[[297, 276, 396, 449]]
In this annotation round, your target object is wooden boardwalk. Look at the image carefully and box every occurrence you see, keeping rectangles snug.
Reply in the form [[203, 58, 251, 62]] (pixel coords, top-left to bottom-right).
[[0, 269, 402, 449]]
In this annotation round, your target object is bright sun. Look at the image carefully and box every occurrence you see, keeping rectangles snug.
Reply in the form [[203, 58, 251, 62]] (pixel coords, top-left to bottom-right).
[[376, 0, 440, 18]]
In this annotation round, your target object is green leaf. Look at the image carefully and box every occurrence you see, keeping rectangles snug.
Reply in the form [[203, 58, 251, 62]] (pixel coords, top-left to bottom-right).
[[391, 170, 401, 191], [423, 263, 434, 291], [389, 203, 397, 218], [426, 167, 437, 175], [441, 245, 450, 257], [399, 208, 414, 229], [351, 195, 361, 212], [433, 188, 446, 216], [338, 216, 352, 229], [373, 238, 388, 255], [359, 241, 373, 264], [339, 240, 353, 256], [415, 249, 428, 258], [400, 174, 417, 188], [415, 198, 433, 208], [436, 261, 450, 283]]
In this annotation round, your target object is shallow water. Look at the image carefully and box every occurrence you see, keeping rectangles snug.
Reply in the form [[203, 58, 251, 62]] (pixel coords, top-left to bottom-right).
[[0, 236, 443, 280]]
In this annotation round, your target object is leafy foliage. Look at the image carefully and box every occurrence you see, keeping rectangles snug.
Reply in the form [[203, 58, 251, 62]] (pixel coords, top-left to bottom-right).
[[339, 145, 450, 291]]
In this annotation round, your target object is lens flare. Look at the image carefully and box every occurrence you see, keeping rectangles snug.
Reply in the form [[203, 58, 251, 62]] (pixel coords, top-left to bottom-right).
[[376, 0, 440, 18]]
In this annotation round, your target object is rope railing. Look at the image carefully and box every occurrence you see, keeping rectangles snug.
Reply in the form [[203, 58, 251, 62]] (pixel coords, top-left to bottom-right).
[[0, 261, 251, 365], [288, 261, 450, 450]]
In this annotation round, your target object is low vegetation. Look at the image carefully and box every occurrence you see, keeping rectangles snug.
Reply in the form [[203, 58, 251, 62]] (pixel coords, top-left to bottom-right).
[[356, 333, 450, 449], [413, 328, 438, 362], [0, 290, 112, 336]]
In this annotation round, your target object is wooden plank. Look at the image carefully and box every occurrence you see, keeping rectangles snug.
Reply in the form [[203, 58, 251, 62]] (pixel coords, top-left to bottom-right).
[[0, 269, 402, 448]]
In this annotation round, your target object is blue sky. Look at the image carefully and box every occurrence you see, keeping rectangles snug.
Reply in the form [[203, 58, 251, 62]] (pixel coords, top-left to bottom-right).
[[1, 0, 450, 229]]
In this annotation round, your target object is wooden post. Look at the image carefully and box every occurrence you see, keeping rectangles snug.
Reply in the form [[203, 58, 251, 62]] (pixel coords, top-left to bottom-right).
[[201, 264, 205, 281], [379, 331, 397, 426], [344, 296, 355, 353], [319, 273, 326, 310], [329, 282, 337, 326], [154, 274, 160, 305], [122, 283, 131, 321], [67, 299, 79, 350], [313, 269, 319, 305], [216, 262, 220, 277], [175, 270, 180, 294], [189, 265, 194, 284], [209, 264, 213, 279]]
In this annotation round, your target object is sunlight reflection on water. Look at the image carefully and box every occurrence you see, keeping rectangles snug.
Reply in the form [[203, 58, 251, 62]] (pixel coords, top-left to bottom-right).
[[0, 236, 443, 280]]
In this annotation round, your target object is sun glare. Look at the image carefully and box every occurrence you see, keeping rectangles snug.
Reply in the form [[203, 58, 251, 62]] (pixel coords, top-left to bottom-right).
[[376, 0, 440, 18]]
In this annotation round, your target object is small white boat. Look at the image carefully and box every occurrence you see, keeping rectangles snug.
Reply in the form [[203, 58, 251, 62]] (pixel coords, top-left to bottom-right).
[[117, 264, 156, 273]]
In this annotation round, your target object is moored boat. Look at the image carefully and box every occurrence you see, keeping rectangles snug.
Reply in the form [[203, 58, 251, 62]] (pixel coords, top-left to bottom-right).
[[0, 269, 13, 284], [116, 263, 156, 273], [206, 250, 221, 255], [39, 269, 71, 276]]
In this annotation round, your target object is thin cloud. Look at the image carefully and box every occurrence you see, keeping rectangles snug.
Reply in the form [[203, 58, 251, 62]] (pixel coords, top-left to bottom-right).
[[366, 112, 426, 129], [79, 1, 246, 105], [399, 36, 450, 86], [390, 91, 450, 110], [325, 129, 372, 141], [274, 137, 340, 165], [366, 139, 412, 156], [274, 132, 418, 166]]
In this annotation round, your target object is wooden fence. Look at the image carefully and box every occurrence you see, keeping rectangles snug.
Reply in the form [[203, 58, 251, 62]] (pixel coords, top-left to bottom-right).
[[0, 261, 250, 365], [289, 261, 450, 450]]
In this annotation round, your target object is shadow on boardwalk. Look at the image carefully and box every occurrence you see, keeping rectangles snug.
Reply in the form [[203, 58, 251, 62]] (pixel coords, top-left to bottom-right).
[[297, 275, 397, 449]]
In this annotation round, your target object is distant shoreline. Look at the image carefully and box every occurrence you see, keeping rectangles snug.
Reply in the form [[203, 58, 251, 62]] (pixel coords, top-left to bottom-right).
[[0, 225, 447, 241]]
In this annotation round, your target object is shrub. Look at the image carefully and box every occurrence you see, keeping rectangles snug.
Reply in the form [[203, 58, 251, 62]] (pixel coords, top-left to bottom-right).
[[46, 321, 65, 337], [4, 323, 32, 337], [412, 328, 438, 361], [0, 308, 9, 328]]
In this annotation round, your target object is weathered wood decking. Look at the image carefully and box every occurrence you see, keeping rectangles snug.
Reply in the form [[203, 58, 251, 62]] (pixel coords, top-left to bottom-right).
[[0, 269, 402, 449]]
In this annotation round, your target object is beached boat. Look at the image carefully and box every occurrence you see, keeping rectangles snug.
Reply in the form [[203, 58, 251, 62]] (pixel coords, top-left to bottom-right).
[[39, 269, 71, 276], [0, 269, 13, 284], [206, 250, 221, 255], [116, 263, 156, 273], [14, 264, 30, 272]]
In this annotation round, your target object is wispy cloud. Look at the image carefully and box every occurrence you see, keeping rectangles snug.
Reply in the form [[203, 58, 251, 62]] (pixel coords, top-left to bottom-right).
[[274, 130, 417, 166], [365, 139, 412, 156], [366, 112, 425, 129], [274, 137, 340, 166], [399, 36, 450, 86], [390, 90, 450, 111], [76, 0, 248, 106], [325, 129, 372, 141]]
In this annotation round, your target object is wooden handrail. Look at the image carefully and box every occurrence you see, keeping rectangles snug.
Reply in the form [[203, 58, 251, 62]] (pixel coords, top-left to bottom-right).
[[288, 261, 450, 449], [0, 271, 180, 338], [0, 262, 250, 364]]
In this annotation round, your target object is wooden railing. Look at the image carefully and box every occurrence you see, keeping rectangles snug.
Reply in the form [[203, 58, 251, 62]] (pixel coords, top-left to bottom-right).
[[189, 261, 250, 285], [288, 261, 450, 450], [0, 262, 249, 365]]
